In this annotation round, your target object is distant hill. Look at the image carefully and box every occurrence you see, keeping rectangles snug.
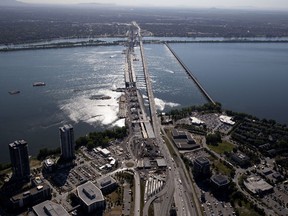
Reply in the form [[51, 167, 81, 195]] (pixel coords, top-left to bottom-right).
[[77, 2, 117, 7], [0, 0, 25, 6]]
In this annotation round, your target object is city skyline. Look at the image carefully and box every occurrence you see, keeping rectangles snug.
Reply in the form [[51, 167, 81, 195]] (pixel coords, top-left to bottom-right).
[[19, 0, 288, 10]]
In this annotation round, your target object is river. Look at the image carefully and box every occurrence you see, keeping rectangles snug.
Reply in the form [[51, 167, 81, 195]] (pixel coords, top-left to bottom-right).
[[0, 42, 287, 162]]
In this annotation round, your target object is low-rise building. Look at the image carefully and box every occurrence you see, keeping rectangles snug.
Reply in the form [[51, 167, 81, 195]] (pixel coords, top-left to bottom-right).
[[219, 115, 235, 125], [172, 129, 200, 150], [10, 184, 51, 209], [77, 181, 105, 213], [244, 175, 273, 195], [156, 158, 167, 168], [95, 147, 111, 157], [231, 152, 250, 167], [190, 117, 205, 126], [32, 200, 69, 216]]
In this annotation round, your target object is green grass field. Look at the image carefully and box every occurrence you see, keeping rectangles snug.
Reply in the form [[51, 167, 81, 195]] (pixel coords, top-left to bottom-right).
[[208, 141, 234, 154]]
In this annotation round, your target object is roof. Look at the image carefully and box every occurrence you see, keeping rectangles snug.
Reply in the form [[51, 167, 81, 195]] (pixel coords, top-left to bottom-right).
[[9, 139, 27, 148], [33, 200, 69, 216], [211, 175, 229, 186], [156, 158, 167, 167], [219, 115, 235, 125], [190, 117, 205, 125], [12, 183, 50, 201], [77, 181, 104, 206], [232, 153, 249, 161], [195, 157, 210, 166], [44, 159, 54, 166], [172, 129, 186, 138], [244, 176, 273, 194], [59, 124, 73, 132], [97, 176, 117, 189], [100, 148, 110, 155]]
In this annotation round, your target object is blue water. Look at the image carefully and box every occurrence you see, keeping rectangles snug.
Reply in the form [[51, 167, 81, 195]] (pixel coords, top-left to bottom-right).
[[170, 43, 288, 123], [0, 42, 287, 162]]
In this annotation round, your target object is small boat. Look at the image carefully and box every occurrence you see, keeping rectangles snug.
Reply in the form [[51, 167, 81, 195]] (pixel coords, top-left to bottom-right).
[[8, 90, 20, 95], [33, 82, 46, 87], [89, 95, 111, 100]]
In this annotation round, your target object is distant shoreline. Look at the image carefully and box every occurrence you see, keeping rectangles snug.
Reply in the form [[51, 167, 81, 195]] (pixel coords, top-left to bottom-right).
[[1, 37, 288, 52]]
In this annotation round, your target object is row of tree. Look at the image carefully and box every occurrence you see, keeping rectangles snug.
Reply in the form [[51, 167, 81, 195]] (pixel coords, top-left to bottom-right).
[[75, 126, 127, 150]]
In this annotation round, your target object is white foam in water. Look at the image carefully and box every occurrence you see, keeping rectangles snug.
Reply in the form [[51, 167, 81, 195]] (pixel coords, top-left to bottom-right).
[[154, 97, 180, 111], [60, 89, 123, 126], [165, 69, 175, 74]]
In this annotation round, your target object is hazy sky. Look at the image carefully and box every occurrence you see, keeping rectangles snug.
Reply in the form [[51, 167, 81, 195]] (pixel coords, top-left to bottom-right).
[[19, 0, 288, 9]]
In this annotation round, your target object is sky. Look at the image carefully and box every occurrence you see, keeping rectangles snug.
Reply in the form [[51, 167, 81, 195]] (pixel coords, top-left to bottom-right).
[[19, 0, 288, 10]]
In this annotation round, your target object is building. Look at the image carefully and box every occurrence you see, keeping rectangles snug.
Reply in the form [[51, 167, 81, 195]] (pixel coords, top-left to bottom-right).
[[193, 157, 211, 178], [95, 147, 111, 157], [97, 176, 118, 195], [10, 184, 51, 209], [43, 158, 55, 172], [219, 115, 235, 125], [190, 117, 205, 126], [156, 158, 167, 168], [172, 129, 187, 139], [244, 175, 273, 195], [172, 129, 200, 150], [32, 200, 69, 216], [210, 174, 230, 190], [77, 181, 105, 213], [59, 124, 75, 160], [231, 152, 250, 167], [9, 140, 30, 181]]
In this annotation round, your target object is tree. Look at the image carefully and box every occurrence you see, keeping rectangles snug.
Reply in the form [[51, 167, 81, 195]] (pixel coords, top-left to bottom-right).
[[206, 132, 222, 145]]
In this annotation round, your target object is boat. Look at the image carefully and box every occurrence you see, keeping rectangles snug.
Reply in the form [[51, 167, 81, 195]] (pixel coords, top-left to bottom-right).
[[33, 82, 46, 87], [89, 95, 112, 100], [8, 90, 20, 95]]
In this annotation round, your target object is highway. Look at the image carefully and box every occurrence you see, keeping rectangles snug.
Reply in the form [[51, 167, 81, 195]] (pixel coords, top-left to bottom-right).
[[132, 22, 203, 216], [133, 21, 176, 216]]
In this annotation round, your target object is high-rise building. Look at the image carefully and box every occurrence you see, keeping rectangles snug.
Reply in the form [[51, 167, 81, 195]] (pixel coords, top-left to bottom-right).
[[9, 140, 30, 181], [193, 156, 211, 178], [59, 124, 74, 160]]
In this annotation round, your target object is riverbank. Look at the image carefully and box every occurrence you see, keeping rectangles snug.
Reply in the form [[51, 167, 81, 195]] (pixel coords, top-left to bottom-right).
[[1, 37, 288, 52]]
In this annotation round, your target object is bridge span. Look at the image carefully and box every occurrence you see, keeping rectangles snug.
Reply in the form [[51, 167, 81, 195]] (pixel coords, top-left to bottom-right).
[[165, 42, 216, 105]]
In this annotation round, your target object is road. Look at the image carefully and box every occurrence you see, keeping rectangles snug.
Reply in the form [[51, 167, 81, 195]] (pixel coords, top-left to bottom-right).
[[132, 22, 202, 216]]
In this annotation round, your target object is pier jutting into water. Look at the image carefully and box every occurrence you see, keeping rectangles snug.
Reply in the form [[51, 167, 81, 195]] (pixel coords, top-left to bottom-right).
[[164, 42, 216, 105]]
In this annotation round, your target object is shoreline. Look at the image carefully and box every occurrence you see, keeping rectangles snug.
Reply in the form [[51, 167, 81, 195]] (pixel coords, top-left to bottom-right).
[[1, 37, 288, 52]]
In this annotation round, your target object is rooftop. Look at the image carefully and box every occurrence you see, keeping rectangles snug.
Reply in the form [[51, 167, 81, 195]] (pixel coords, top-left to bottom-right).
[[244, 176, 273, 194], [195, 157, 210, 165], [59, 124, 73, 132], [9, 139, 27, 148], [11, 183, 50, 201], [190, 117, 205, 125], [219, 115, 235, 125], [33, 200, 69, 216], [97, 176, 117, 188], [156, 158, 167, 167], [211, 174, 229, 186], [77, 181, 104, 206]]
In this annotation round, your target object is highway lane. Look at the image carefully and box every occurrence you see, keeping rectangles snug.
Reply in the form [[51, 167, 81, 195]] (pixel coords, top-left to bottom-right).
[[133, 22, 177, 216], [162, 127, 203, 216], [134, 21, 202, 216], [134, 171, 141, 216]]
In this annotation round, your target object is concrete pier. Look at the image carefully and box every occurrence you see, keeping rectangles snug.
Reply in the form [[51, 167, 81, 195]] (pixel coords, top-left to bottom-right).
[[165, 42, 216, 105]]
